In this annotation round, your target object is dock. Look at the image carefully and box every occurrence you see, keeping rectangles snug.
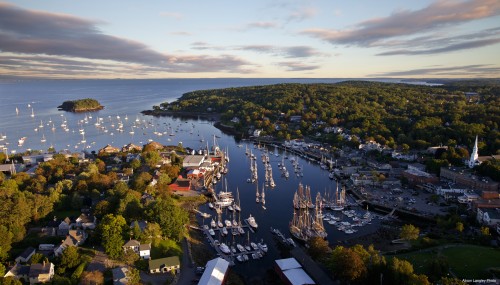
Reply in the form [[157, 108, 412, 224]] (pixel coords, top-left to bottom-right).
[[201, 225, 264, 266]]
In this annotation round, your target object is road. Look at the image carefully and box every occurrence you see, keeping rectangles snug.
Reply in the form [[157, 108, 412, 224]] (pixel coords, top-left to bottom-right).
[[174, 238, 198, 285]]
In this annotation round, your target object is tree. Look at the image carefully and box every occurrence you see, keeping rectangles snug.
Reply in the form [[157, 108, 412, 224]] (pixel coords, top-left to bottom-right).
[[127, 268, 141, 285], [307, 237, 330, 261], [147, 197, 188, 241], [455, 222, 464, 233], [59, 246, 80, 273], [29, 253, 46, 264], [122, 248, 139, 265], [131, 221, 143, 241], [99, 214, 127, 259], [0, 225, 13, 261], [0, 277, 23, 285], [80, 270, 104, 285], [480, 226, 490, 236], [143, 222, 162, 241], [327, 246, 367, 282], [400, 224, 420, 240]]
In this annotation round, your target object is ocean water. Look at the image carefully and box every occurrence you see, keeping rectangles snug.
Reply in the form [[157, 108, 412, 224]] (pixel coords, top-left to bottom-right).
[[0, 78, 390, 282]]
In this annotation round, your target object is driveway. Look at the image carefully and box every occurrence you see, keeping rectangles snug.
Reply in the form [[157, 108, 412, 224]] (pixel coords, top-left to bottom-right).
[[87, 248, 108, 272]]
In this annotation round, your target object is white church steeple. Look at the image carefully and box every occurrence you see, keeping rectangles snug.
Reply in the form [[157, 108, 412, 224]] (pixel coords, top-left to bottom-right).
[[468, 136, 479, 168]]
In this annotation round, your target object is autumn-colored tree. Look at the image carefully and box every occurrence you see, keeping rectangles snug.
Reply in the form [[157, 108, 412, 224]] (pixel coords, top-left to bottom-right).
[[400, 224, 420, 240], [80, 270, 104, 285], [327, 246, 367, 282], [455, 222, 464, 233], [307, 236, 330, 261]]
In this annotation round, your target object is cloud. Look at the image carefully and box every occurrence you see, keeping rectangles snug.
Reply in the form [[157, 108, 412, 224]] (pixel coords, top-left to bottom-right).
[[277, 61, 320, 71], [170, 31, 192, 36], [303, 0, 500, 46], [288, 7, 317, 22], [372, 64, 500, 77], [301, 0, 500, 55], [246, 21, 278, 29], [159, 11, 183, 20], [0, 3, 253, 77], [237, 45, 324, 58], [377, 38, 500, 55]]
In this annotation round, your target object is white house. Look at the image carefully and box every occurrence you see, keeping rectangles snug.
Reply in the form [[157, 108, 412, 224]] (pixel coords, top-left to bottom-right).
[[75, 213, 96, 230], [139, 243, 151, 259], [477, 208, 500, 226], [122, 240, 141, 253]]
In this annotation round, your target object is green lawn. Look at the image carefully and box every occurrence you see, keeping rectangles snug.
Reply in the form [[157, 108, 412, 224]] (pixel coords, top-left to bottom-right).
[[150, 239, 182, 259], [393, 245, 500, 279], [442, 245, 500, 279]]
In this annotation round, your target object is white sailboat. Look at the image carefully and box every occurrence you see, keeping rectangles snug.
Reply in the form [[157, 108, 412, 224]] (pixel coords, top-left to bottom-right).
[[15, 107, 19, 116], [255, 183, 260, 203], [41, 134, 46, 143], [30, 108, 34, 118], [261, 183, 266, 205]]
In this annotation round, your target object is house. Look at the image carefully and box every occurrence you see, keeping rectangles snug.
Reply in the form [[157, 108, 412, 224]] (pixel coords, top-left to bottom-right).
[[253, 129, 262, 137], [98, 144, 120, 154], [169, 177, 191, 191], [148, 256, 180, 274], [112, 266, 129, 285], [130, 220, 148, 232], [75, 213, 96, 230], [182, 155, 205, 168], [3, 264, 30, 281], [122, 240, 141, 253], [29, 262, 55, 284], [477, 208, 500, 226], [121, 143, 142, 153], [57, 217, 72, 236], [139, 243, 151, 259], [198, 257, 229, 285], [15, 247, 36, 263], [54, 230, 87, 256]]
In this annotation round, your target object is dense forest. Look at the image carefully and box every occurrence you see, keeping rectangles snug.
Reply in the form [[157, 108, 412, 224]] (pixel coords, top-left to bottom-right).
[[151, 81, 500, 155], [58, 98, 103, 112]]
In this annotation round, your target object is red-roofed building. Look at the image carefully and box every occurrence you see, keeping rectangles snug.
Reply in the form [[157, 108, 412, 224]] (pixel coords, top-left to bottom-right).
[[169, 176, 191, 191]]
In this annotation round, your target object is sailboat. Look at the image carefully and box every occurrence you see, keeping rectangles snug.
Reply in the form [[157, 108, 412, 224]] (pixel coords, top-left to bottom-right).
[[30, 108, 34, 118], [40, 134, 46, 143], [261, 183, 266, 205], [234, 188, 241, 212], [15, 107, 19, 116], [255, 183, 260, 203], [81, 133, 86, 143]]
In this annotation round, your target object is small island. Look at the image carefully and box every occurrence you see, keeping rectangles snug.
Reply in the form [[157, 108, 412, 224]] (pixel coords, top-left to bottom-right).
[[58, 98, 104, 112]]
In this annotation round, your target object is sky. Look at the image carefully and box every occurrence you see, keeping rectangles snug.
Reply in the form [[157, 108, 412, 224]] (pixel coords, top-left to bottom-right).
[[1, 0, 499, 79]]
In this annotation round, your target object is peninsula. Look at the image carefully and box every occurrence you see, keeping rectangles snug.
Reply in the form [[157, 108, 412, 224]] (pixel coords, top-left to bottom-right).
[[58, 98, 104, 112]]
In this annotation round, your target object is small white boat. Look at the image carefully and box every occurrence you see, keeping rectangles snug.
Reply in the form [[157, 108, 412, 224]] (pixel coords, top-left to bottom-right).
[[219, 243, 231, 254]]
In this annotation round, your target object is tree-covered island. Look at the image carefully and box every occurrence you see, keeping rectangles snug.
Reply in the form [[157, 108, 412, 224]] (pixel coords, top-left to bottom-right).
[[58, 98, 104, 112], [145, 81, 499, 154]]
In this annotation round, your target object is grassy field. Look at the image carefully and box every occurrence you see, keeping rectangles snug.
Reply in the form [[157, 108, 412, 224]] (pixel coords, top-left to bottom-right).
[[394, 245, 500, 279]]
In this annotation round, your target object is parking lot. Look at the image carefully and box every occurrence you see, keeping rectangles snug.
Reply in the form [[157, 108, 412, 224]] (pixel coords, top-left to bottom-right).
[[359, 185, 452, 216]]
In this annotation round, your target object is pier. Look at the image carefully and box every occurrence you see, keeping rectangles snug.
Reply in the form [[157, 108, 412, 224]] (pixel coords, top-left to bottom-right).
[[199, 225, 266, 266]]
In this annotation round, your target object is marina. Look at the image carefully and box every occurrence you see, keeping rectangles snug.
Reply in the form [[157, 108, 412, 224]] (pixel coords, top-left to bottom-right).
[[0, 79, 385, 281]]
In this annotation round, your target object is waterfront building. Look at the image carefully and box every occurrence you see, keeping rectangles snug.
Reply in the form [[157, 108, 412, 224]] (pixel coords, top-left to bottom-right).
[[198, 257, 229, 285], [274, 257, 315, 285]]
